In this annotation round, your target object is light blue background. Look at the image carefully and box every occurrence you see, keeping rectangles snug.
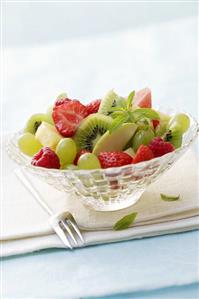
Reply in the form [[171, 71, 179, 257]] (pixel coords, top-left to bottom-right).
[[2, 231, 199, 298]]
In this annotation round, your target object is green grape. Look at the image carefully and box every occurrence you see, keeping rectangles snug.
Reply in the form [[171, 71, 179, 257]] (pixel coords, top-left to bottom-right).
[[78, 153, 101, 170], [18, 133, 42, 156], [168, 113, 190, 133], [56, 138, 77, 166], [132, 128, 154, 152], [46, 106, 54, 125]]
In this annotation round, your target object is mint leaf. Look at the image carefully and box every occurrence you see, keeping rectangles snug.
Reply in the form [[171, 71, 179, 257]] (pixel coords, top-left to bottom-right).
[[126, 90, 135, 109], [133, 108, 160, 121], [109, 113, 129, 133], [111, 111, 126, 119], [113, 212, 137, 231], [160, 193, 180, 201], [108, 106, 124, 112]]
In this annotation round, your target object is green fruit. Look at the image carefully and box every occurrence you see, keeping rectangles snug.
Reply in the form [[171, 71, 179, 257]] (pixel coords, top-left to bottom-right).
[[78, 153, 101, 170], [24, 113, 50, 134], [61, 164, 78, 170], [158, 111, 171, 123], [123, 147, 136, 158], [35, 121, 62, 149], [164, 129, 183, 149], [98, 90, 125, 115], [154, 111, 171, 137], [155, 122, 167, 137], [56, 92, 67, 101], [56, 138, 77, 166], [46, 106, 54, 125], [132, 127, 154, 152], [74, 113, 112, 151], [18, 132, 42, 156], [93, 123, 137, 155], [168, 113, 190, 133]]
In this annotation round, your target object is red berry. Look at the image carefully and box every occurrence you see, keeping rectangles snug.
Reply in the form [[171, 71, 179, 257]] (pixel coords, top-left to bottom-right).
[[74, 149, 90, 165], [98, 152, 132, 169], [31, 147, 60, 169], [52, 100, 88, 137], [152, 119, 160, 129], [149, 137, 175, 157], [133, 145, 154, 164], [55, 98, 71, 106], [85, 99, 101, 116]]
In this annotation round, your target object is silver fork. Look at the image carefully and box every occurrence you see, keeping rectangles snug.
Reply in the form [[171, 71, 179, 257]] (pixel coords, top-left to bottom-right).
[[15, 168, 84, 249]]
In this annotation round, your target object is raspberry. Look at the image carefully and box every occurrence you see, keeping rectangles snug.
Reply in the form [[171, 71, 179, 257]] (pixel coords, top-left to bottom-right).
[[133, 145, 154, 164], [98, 152, 132, 169], [52, 100, 88, 137], [149, 137, 175, 157], [74, 149, 90, 165], [85, 99, 101, 116], [31, 147, 60, 169]]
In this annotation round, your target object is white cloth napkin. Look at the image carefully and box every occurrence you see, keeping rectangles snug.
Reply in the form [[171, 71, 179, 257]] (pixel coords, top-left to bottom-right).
[[1, 134, 199, 257]]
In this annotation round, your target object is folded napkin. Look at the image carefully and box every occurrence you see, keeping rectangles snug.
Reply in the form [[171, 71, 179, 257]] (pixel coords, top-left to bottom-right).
[[1, 135, 199, 256]]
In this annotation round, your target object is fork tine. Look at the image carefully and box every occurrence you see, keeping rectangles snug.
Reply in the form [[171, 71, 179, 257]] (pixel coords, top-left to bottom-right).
[[61, 220, 78, 246], [53, 222, 73, 250], [67, 219, 85, 244]]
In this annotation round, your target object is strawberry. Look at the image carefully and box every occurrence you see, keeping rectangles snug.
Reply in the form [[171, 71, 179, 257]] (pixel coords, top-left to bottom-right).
[[98, 152, 132, 169], [85, 99, 101, 115], [133, 145, 154, 164], [55, 98, 71, 106], [133, 88, 152, 108], [74, 149, 90, 165], [152, 119, 160, 129], [31, 147, 60, 169], [149, 137, 175, 157], [52, 100, 88, 137]]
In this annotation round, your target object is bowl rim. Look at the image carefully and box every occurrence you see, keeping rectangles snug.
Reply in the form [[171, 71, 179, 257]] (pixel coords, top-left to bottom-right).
[[7, 111, 199, 175]]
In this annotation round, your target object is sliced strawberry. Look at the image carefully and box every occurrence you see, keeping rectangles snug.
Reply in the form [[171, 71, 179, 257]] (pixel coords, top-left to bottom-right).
[[133, 145, 154, 164], [85, 99, 101, 116], [98, 152, 132, 169], [52, 100, 88, 137], [74, 149, 90, 165], [55, 98, 71, 106], [133, 88, 152, 108], [152, 119, 160, 129]]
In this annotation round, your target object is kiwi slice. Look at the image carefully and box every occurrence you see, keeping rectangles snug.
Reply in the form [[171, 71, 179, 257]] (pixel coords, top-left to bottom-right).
[[164, 129, 182, 149], [24, 113, 49, 134], [74, 113, 112, 151], [98, 90, 126, 115]]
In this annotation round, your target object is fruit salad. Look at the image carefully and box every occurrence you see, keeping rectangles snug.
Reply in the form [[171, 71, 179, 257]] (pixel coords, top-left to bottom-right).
[[17, 88, 190, 170]]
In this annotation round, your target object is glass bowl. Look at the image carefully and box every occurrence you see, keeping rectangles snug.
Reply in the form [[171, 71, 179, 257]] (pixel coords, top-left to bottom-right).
[[7, 110, 198, 211]]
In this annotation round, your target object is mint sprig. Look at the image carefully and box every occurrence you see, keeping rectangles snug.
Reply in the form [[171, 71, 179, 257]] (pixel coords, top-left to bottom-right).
[[109, 114, 129, 133], [108, 90, 160, 133], [113, 212, 137, 231], [126, 90, 135, 109]]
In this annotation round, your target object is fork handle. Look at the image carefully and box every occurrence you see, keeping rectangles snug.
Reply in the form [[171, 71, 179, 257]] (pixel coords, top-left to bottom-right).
[[15, 168, 53, 216]]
